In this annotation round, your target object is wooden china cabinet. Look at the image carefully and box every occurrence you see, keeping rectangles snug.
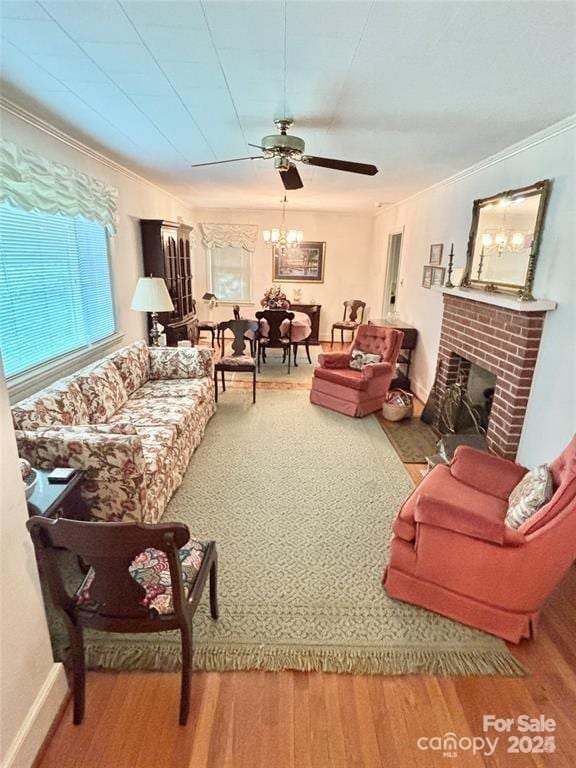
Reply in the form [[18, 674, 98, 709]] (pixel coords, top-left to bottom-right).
[[140, 219, 198, 345]]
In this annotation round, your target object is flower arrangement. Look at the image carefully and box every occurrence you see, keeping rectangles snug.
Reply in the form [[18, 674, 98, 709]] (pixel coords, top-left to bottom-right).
[[260, 284, 290, 309]]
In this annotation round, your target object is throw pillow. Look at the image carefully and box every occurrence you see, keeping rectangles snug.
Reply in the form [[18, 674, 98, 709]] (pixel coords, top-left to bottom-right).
[[76, 360, 129, 423], [349, 349, 382, 371], [108, 342, 150, 395], [505, 464, 554, 529]]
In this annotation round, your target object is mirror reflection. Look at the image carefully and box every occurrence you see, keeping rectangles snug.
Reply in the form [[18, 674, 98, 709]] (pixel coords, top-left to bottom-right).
[[471, 194, 540, 287]]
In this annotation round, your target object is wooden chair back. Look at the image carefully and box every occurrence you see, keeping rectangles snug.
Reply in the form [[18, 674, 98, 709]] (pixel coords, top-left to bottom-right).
[[233, 305, 241, 320], [343, 300, 366, 324], [27, 517, 190, 620], [255, 310, 294, 345], [218, 319, 259, 358]]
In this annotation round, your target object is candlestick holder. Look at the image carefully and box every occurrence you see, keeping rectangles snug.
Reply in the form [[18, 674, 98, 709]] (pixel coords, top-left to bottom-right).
[[444, 244, 455, 288]]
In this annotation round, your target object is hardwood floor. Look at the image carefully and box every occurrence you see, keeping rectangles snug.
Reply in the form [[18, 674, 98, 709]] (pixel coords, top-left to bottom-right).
[[36, 342, 576, 768]]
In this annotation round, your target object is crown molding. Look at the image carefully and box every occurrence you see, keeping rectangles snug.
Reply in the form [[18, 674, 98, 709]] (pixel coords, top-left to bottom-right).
[[0, 96, 193, 210], [377, 113, 576, 214], [4, 96, 573, 219], [0, 98, 376, 216], [192, 203, 374, 218]]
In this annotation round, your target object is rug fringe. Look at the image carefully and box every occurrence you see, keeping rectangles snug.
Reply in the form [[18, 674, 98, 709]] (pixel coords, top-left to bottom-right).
[[84, 643, 525, 677]]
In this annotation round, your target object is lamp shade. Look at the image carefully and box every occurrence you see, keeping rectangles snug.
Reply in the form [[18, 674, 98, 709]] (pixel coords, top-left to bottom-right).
[[131, 277, 174, 312]]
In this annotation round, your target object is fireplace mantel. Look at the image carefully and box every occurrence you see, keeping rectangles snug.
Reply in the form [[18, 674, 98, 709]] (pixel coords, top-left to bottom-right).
[[433, 286, 557, 313]]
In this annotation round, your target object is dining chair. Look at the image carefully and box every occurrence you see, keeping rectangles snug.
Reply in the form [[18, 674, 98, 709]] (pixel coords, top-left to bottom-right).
[[229, 304, 256, 355], [26, 516, 218, 726], [331, 300, 366, 346], [192, 299, 219, 348], [215, 319, 259, 403], [255, 310, 294, 374]]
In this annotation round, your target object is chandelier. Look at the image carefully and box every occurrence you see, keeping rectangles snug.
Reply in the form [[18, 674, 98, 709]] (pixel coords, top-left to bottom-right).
[[262, 195, 303, 251], [481, 230, 529, 255]]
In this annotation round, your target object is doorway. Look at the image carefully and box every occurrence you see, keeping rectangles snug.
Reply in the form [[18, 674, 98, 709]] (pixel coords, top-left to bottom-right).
[[382, 230, 403, 317]]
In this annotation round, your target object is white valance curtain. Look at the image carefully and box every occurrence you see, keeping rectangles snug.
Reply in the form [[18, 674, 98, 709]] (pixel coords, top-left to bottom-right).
[[200, 222, 259, 251], [0, 139, 119, 234]]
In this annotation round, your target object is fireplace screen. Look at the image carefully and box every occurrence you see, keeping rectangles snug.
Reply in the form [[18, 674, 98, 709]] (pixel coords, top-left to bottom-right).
[[437, 360, 496, 435]]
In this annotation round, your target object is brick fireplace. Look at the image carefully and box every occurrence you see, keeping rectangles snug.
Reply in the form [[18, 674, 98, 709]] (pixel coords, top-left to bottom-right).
[[434, 290, 554, 459]]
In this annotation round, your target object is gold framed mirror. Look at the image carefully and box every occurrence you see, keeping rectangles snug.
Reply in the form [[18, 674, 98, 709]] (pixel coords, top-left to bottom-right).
[[461, 179, 551, 300]]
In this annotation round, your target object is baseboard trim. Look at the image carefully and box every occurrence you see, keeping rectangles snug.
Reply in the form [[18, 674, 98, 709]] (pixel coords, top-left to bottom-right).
[[1, 663, 68, 768], [411, 380, 429, 405]]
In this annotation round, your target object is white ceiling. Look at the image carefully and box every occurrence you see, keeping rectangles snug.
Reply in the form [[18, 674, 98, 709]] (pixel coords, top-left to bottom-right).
[[1, 0, 575, 212]]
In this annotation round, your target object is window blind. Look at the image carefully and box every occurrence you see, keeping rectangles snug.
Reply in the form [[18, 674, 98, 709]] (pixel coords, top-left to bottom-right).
[[0, 200, 115, 377], [209, 245, 252, 302]]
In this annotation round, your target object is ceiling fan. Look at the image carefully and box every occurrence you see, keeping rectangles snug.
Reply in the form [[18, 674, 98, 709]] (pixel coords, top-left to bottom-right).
[[190, 119, 378, 190]]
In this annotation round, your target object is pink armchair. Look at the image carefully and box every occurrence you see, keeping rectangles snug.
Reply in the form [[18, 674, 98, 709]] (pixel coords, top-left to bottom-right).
[[383, 437, 576, 643], [310, 324, 403, 417]]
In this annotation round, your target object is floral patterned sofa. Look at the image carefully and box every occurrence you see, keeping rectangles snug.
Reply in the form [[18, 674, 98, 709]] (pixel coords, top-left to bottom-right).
[[13, 342, 215, 523]]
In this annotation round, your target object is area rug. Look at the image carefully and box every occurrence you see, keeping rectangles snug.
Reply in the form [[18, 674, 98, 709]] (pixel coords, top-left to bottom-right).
[[230, 346, 319, 383], [50, 391, 523, 676], [379, 416, 440, 463]]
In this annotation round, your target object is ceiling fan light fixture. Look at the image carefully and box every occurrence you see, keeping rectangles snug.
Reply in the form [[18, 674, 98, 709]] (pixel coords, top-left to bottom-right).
[[274, 156, 291, 171]]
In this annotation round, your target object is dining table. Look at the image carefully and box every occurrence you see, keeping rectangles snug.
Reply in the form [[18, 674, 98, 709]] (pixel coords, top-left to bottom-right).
[[241, 308, 313, 366]]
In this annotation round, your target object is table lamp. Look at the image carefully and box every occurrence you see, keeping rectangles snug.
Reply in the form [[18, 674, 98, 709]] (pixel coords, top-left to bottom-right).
[[131, 277, 174, 346]]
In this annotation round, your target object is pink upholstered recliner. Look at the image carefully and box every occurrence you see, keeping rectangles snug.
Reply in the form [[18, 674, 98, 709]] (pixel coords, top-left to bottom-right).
[[310, 324, 403, 417], [383, 436, 576, 643]]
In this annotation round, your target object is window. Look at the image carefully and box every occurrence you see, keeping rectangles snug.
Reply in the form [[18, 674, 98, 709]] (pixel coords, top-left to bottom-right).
[[208, 244, 252, 302], [0, 200, 115, 378]]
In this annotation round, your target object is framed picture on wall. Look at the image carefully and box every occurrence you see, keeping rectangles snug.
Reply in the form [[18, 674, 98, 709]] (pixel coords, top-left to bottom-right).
[[429, 243, 443, 265], [272, 241, 326, 283], [422, 265, 433, 288], [432, 266, 446, 287]]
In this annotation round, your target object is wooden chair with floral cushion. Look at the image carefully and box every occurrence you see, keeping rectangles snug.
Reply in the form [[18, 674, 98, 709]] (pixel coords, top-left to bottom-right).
[[26, 516, 218, 726], [215, 319, 259, 403], [331, 300, 366, 346], [192, 299, 219, 347]]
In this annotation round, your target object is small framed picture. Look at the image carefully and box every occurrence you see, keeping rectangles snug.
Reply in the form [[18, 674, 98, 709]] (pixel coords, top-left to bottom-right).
[[429, 243, 443, 265], [422, 266, 433, 288], [432, 266, 446, 287]]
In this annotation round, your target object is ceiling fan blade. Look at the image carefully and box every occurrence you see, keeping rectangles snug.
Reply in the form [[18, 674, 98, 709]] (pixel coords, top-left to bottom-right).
[[190, 156, 264, 168], [301, 155, 378, 175], [280, 163, 304, 190], [248, 143, 266, 150]]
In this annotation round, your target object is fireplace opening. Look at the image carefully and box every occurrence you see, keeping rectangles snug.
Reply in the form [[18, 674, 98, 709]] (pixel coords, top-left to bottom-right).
[[465, 363, 496, 431], [437, 357, 496, 436]]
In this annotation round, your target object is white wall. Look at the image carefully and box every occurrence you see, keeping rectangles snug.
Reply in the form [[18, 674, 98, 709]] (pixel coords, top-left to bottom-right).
[[191, 207, 374, 340], [371, 121, 576, 466], [1, 108, 196, 352], [0, 363, 68, 768]]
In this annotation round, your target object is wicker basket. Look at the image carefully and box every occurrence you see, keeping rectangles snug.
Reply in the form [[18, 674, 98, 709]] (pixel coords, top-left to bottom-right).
[[382, 399, 413, 422]]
